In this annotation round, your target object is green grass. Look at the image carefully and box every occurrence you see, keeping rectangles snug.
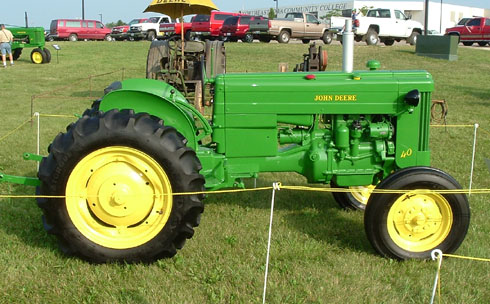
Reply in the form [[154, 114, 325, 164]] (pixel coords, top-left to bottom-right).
[[0, 41, 488, 303]]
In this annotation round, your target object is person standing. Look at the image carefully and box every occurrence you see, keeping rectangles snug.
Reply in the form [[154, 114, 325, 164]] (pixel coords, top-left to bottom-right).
[[0, 24, 14, 68]]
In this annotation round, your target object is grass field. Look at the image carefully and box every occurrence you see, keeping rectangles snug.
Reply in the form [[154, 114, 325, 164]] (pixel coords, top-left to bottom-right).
[[0, 40, 488, 303]]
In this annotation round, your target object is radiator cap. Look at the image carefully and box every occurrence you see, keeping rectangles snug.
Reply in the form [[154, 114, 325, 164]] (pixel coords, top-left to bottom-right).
[[366, 60, 381, 70]]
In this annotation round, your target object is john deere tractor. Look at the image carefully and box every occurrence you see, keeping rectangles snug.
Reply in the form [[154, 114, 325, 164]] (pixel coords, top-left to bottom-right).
[[9, 26, 51, 64], [0, 46, 470, 263]]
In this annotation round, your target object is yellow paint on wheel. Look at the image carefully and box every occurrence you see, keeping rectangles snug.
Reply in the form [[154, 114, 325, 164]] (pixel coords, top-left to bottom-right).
[[350, 185, 375, 206], [32, 51, 43, 64], [65, 146, 172, 249], [387, 191, 453, 252]]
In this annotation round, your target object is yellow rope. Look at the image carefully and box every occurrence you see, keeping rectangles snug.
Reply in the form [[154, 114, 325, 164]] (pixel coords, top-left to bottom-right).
[[0, 186, 489, 200], [430, 124, 475, 128], [0, 115, 35, 143], [478, 127, 490, 137], [443, 253, 490, 262], [38, 114, 77, 118]]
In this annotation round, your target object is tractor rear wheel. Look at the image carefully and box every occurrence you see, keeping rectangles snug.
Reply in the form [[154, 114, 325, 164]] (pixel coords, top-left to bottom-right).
[[331, 183, 375, 211], [37, 109, 205, 263], [43, 48, 52, 63], [364, 167, 470, 260], [31, 48, 46, 64], [13, 48, 22, 60], [146, 40, 169, 79]]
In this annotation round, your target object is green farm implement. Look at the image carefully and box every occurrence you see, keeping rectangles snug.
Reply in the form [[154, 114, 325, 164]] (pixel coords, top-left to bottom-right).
[[9, 26, 51, 64], [0, 35, 470, 263]]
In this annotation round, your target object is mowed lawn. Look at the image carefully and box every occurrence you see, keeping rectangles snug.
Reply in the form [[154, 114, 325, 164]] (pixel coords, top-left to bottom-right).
[[0, 40, 488, 303]]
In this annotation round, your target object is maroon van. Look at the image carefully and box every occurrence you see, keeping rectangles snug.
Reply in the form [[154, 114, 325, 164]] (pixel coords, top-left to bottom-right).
[[50, 19, 112, 41]]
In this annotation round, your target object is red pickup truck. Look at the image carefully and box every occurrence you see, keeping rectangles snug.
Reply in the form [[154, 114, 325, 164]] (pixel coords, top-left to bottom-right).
[[445, 17, 490, 46], [160, 21, 193, 40], [191, 11, 248, 39], [220, 15, 269, 43]]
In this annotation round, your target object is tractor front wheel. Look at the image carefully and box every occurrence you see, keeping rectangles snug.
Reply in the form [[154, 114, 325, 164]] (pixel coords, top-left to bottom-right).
[[37, 109, 205, 263], [364, 167, 470, 260], [331, 183, 375, 211], [31, 48, 47, 64]]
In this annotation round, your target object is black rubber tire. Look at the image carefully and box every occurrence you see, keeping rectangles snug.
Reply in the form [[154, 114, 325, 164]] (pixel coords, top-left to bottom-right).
[[13, 48, 22, 60], [146, 40, 169, 79], [322, 32, 332, 45], [43, 48, 52, 63], [278, 30, 290, 44], [68, 34, 78, 42], [242, 33, 254, 43], [462, 42, 473, 46], [365, 29, 379, 45], [104, 34, 112, 41], [331, 182, 371, 211], [477, 42, 487, 47], [147, 31, 156, 41], [30, 48, 47, 64], [302, 39, 310, 44], [407, 31, 420, 46], [36, 109, 205, 263], [364, 167, 470, 260], [184, 31, 192, 41], [383, 39, 395, 46]]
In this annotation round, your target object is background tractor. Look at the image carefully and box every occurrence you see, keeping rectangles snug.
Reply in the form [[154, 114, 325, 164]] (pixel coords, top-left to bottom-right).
[[9, 26, 51, 64]]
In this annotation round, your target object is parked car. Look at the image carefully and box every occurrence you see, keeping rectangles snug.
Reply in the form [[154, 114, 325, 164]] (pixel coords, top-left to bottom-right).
[[445, 17, 490, 46], [191, 11, 248, 40], [265, 12, 330, 44], [337, 8, 423, 46], [220, 15, 269, 43], [111, 19, 148, 41], [127, 16, 173, 41], [49, 19, 112, 41]]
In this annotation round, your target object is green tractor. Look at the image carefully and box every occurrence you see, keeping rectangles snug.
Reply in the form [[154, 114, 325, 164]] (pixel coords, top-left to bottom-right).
[[9, 26, 51, 64], [0, 44, 470, 263]]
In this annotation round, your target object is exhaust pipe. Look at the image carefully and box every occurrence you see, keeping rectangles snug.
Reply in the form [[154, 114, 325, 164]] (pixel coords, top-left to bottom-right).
[[342, 19, 354, 73]]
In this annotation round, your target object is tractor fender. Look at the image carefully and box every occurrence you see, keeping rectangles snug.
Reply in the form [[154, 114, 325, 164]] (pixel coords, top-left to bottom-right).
[[99, 79, 201, 149]]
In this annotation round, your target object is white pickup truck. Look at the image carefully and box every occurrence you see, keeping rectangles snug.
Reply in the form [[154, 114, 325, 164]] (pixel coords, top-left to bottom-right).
[[127, 16, 173, 41], [340, 8, 423, 46], [266, 12, 330, 44]]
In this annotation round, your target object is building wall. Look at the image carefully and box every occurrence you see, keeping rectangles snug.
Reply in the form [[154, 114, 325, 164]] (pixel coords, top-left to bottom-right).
[[240, 1, 354, 19]]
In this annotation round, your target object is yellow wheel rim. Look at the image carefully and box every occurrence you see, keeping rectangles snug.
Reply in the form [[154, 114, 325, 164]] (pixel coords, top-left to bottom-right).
[[387, 191, 453, 252], [350, 185, 376, 206], [32, 51, 43, 64], [66, 146, 172, 249]]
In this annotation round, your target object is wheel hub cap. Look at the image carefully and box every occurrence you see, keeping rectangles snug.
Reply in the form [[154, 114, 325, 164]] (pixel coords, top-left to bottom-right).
[[66, 146, 173, 249], [387, 192, 453, 252]]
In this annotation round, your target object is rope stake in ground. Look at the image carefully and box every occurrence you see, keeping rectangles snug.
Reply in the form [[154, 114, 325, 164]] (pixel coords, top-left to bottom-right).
[[430, 249, 443, 304], [430, 249, 490, 304], [263, 182, 281, 304]]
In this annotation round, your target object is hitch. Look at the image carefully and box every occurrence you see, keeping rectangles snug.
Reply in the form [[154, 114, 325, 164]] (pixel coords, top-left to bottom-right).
[[0, 153, 43, 186]]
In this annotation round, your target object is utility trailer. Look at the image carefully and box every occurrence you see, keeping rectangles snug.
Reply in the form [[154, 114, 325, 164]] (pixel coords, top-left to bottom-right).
[[0, 32, 470, 263], [9, 26, 51, 64]]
